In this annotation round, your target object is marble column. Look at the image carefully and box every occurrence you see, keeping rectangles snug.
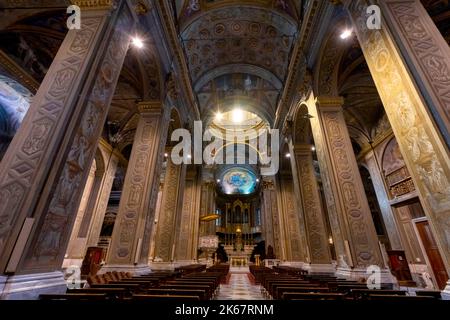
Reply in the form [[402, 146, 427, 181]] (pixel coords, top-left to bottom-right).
[[345, 0, 450, 293], [309, 95, 392, 280], [0, 1, 134, 299], [278, 173, 307, 264], [261, 177, 284, 260], [152, 157, 186, 264], [105, 101, 169, 274], [364, 149, 402, 250], [290, 143, 333, 271], [199, 181, 216, 237], [174, 169, 201, 262]]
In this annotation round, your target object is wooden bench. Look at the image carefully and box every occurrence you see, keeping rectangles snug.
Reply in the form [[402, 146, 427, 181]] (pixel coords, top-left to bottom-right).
[[277, 287, 330, 300], [40, 293, 107, 301], [415, 290, 442, 299], [132, 294, 200, 301], [67, 288, 129, 299], [283, 292, 344, 300], [159, 284, 214, 299], [369, 294, 435, 301], [144, 288, 207, 300], [350, 289, 407, 300]]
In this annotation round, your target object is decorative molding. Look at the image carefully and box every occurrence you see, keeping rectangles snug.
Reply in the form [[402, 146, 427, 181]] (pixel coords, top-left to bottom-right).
[[0, 49, 40, 94], [71, 0, 114, 9]]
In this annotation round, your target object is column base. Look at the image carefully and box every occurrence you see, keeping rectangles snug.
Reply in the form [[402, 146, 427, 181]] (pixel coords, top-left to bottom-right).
[[0, 271, 67, 300], [336, 267, 398, 288], [62, 258, 83, 269], [278, 261, 306, 268], [99, 264, 151, 275], [303, 263, 336, 274], [442, 280, 450, 300]]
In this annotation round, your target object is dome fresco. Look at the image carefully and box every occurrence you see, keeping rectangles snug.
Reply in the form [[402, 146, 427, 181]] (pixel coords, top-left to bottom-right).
[[219, 167, 258, 195]]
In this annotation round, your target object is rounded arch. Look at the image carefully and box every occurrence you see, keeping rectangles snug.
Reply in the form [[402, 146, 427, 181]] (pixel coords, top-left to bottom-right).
[[291, 102, 312, 145], [202, 95, 274, 127], [194, 64, 283, 91], [314, 17, 350, 97], [94, 147, 106, 177]]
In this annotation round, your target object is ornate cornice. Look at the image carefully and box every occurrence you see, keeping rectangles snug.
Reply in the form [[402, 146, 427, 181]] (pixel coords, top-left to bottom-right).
[[315, 95, 344, 107], [71, 0, 114, 9], [153, 0, 200, 121], [137, 100, 162, 115], [274, 0, 322, 129], [0, 49, 40, 93]]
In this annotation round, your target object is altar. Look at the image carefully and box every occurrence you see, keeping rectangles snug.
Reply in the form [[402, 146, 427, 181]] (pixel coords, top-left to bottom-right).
[[224, 244, 254, 267]]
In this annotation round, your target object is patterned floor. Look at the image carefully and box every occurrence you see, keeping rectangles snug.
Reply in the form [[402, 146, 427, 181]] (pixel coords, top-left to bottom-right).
[[215, 272, 266, 300]]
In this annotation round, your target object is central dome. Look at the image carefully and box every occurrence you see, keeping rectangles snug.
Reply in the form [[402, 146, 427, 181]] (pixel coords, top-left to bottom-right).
[[218, 166, 259, 195]]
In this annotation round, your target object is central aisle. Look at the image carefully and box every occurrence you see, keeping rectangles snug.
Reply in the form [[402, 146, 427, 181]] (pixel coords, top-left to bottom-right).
[[215, 271, 266, 300]]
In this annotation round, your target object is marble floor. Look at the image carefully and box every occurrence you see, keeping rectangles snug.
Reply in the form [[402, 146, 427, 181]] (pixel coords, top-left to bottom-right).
[[215, 271, 266, 300]]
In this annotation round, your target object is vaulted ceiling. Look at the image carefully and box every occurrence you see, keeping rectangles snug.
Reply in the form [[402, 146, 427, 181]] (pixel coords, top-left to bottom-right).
[[176, 0, 301, 124]]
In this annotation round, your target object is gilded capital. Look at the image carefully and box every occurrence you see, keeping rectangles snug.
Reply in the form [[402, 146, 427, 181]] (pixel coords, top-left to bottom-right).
[[137, 101, 163, 115], [293, 143, 314, 156], [315, 96, 344, 109], [71, 0, 114, 9]]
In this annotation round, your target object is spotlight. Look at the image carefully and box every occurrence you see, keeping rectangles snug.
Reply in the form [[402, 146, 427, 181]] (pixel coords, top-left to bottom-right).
[[285, 153, 291, 158], [256, 179, 260, 183], [132, 37, 144, 48], [164, 153, 168, 158], [217, 179, 221, 183], [311, 146, 316, 152], [187, 154, 192, 159], [340, 29, 353, 39]]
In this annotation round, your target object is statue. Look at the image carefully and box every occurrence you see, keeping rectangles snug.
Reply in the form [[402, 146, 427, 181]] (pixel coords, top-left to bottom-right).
[[266, 245, 275, 259]]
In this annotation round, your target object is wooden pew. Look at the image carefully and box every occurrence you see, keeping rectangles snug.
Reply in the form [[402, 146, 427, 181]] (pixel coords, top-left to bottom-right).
[[269, 282, 318, 299], [276, 287, 330, 300], [66, 287, 129, 299], [350, 289, 407, 300], [415, 290, 442, 299], [369, 294, 435, 301], [40, 293, 107, 301], [144, 288, 207, 300], [283, 292, 345, 301], [132, 294, 200, 301], [159, 284, 213, 300]]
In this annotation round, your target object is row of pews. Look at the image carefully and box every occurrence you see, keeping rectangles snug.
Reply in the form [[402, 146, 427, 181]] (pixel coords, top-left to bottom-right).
[[250, 266, 443, 301], [40, 264, 229, 301]]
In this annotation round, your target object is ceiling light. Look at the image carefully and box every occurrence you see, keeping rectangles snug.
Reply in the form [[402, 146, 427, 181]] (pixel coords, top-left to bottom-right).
[[164, 153, 168, 157], [256, 179, 260, 183], [232, 108, 244, 123], [340, 29, 353, 39], [215, 112, 223, 121], [285, 153, 291, 158], [217, 179, 221, 183], [132, 37, 144, 48], [311, 146, 316, 152], [187, 154, 192, 159]]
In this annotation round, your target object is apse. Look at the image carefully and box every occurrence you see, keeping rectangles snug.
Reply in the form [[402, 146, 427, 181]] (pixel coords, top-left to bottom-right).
[[217, 166, 259, 195]]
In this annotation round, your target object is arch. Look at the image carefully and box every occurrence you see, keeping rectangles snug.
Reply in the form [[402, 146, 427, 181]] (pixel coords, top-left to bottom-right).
[[202, 95, 274, 127], [194, 64, 283, 91], [314, 17, 349, 97], [94, 147, 106, 177], [180, 4, 298, 36], [291, 102, 312, 145]]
